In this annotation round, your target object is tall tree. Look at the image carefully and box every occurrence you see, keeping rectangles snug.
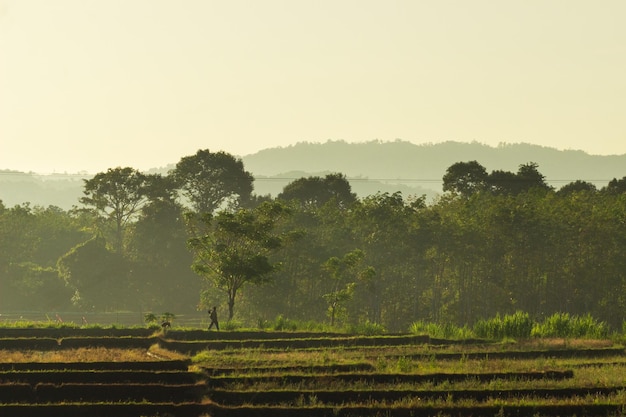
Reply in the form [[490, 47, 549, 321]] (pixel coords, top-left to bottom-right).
[[442, 161, 489, 197], [322, 249, 375, 327], [186, 201, 295, 320], [80, 167, 153, 253], [171, 149, 254, 213], [127, 199, 200, 313], [57, 235, 132, 310], [278, 173, 357, 209], [557, 180, 597, 196], [488, 162, 551, 195], [603, 176, 626, 194]]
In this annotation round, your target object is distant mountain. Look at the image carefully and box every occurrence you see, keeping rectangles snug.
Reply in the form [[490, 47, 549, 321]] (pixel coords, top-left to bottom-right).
[[243, 140, 626, 200], [0, 171, 89, 210], [2, 141, 625, 209]]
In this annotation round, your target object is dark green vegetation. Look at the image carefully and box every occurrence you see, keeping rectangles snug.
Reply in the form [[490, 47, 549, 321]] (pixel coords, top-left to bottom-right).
[[1, 145, 626, 334], [2, 328, 626, 416]]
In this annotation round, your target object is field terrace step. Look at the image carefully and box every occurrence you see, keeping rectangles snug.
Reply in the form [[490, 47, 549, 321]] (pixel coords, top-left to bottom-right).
[[0, 370, 200, 385], [0, 359, 190, 371], [204, 403, 626, 417], [159, 334, 432, 354], [209, 386, 626, 406], [0, 403, 210, 417], [369, 347, 626, 361], [0, 328, 154, 339], [202, 362, 375, 376], [0, 336, 157, 350], [0, 382, 206, 404], [206, 369, 574, 388]]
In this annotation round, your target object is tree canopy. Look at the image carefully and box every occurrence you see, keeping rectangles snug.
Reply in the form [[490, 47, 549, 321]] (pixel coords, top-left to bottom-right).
[[2, 155, 626, 333], [170, 149, 254, 213], [186, 201, 295, 320], [278, 173, 357, 209]]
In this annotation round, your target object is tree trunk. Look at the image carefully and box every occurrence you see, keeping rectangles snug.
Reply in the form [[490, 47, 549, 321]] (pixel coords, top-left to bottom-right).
[[227, 289, 235, 321]]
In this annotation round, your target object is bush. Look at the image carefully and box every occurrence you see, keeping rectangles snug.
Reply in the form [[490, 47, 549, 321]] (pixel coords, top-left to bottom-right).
[[347, 320, 386, 335], [409, 320, 472, 339], [271, 315, 298, 331], [222, 320, 243, 331]]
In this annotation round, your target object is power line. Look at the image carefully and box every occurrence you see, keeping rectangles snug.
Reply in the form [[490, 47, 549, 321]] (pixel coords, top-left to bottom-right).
[[0, 171, 620, 183]]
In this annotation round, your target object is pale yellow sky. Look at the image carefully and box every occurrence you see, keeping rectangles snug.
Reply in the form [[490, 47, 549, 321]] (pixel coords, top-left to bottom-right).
[[1, 0, 625, 173]]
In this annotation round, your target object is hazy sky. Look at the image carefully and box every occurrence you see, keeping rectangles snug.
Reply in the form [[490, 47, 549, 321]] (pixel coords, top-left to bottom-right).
[[1, 1, 625, 174]]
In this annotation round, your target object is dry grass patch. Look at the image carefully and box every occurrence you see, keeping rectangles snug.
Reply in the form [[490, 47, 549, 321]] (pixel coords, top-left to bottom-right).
[[515, 338, 615, 349], [0, 346, 187, 363]]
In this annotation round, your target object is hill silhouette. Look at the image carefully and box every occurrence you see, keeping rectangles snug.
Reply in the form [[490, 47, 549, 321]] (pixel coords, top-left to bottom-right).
[[2, 140, 625, 209], [244, 140, 626, 200]]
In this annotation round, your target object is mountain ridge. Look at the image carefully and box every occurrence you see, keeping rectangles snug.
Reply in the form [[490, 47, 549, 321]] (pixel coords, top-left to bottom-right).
[[2, 140, 625, 209]]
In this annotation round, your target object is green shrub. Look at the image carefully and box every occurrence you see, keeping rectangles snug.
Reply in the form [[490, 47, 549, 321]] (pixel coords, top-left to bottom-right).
[[272, 315, 298, 331], [533, 312, 572, 337], [533, 312, 609, 338], [571, 314, 609, 338], [222, 320, 243, 331], [473, 311, 533, 340], [409, 320, 472, 339], [502, 311, 533, 338], [347, 320, 386, 335]]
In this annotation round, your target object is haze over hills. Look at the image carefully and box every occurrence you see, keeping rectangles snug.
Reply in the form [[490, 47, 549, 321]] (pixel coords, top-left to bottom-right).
[[2, 140, 625, 210]]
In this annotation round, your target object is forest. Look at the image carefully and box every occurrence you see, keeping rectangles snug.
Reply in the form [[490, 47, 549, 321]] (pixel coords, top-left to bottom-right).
[[1, 150, 625, 332]]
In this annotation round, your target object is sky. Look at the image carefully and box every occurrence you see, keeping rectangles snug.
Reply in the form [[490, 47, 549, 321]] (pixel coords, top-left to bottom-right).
[[1, 1, 625, 174]]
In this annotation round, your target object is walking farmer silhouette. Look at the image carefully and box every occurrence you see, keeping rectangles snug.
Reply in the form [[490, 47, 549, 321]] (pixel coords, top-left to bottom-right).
[[208, 306, 219, 331]]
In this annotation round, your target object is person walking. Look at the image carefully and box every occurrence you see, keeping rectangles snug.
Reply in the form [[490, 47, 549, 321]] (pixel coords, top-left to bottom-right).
[[208, 306, 219, 331]]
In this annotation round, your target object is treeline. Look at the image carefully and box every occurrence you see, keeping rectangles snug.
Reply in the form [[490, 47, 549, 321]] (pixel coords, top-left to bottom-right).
[[1, 151, 625, 332]]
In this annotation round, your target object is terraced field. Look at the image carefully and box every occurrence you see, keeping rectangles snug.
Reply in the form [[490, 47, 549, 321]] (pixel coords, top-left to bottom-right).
[[0, 328, 625, 416]]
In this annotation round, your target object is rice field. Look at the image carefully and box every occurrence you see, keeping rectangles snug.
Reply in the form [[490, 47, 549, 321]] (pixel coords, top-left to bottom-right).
[[0, 327, 624, 416]]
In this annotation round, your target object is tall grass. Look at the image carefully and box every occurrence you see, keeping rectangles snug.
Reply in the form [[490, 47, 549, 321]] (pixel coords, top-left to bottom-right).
[[473, 311, 533, 339], [532, 312, 609, 339], [410, 311, 610, 340], [409, 320, 473, 339], [346, 320, 386, 336]]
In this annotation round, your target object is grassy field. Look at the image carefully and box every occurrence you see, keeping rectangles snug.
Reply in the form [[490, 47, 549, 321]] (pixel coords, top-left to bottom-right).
[[0, 326, 625, 416]]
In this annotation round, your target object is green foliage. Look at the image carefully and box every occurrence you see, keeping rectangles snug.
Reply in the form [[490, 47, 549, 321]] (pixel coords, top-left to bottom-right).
[[222, 319, 244, 331], [473, 311, 533, 340], [411, 311, 610, 341], [257, 316, 337, 332], [277, 173, 357, 209], [191, 350, 213, 363], [57, 235, 133, 310], [322, 249, 374, 327], [161, 312, 176, 321], [80, 167, 155, 253], [143, 313, 158, 324], [532, 313, 609, 339], [409, 320, 473, 339], [4, 155, 626, 333], [187, 201, 295, 321], [171, 149, 254, 213], [144, 312, 175, 330], [347, 320, 386, 336], [271, 315, 298, 331]]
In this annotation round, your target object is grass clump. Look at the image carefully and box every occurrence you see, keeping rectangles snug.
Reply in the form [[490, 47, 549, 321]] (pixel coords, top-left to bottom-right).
[[532, 312, 609, 339], [411, 311, 611, 341], [473, 311, 534, 340], [409, 320, 473, 339], [346, 320, 386, 335]]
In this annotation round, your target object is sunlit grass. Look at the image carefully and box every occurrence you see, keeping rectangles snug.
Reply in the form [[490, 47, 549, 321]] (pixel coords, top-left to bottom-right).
[[0, 345, 187, 362], [192, 338, 618, 367], [216, 361, 626, 392]]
